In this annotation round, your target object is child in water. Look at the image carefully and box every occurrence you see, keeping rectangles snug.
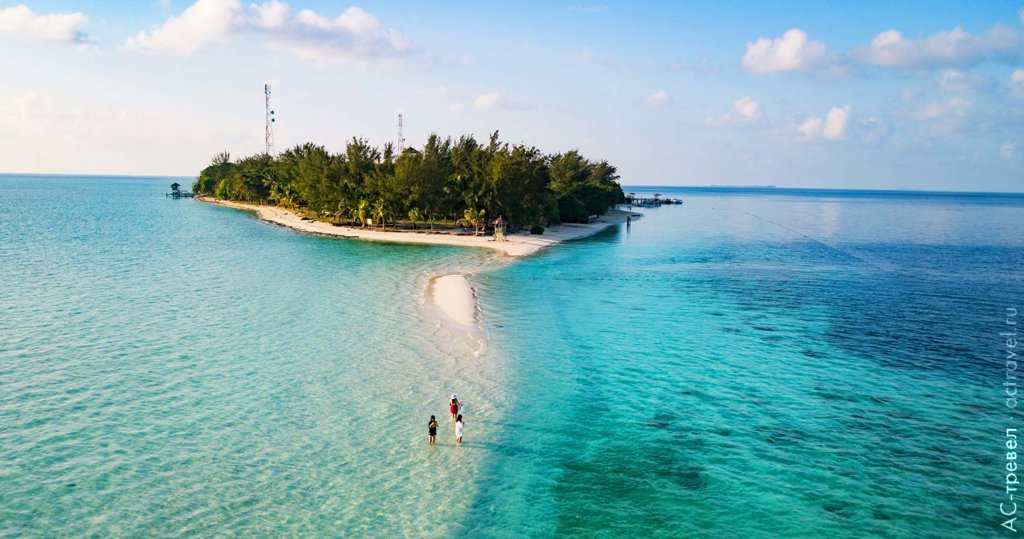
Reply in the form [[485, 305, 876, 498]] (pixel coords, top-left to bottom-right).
[[449, 393, 460, 421], [428, 415, 438, 445], [455, 414, 464, 445]]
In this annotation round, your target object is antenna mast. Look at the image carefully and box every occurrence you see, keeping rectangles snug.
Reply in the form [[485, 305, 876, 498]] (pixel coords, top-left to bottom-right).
[[265, 84, 275, 155], [397, 113, 405, 155]]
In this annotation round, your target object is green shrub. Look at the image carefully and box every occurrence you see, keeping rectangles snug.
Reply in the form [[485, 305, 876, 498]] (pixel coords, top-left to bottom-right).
[[530, 225, 545, 235]]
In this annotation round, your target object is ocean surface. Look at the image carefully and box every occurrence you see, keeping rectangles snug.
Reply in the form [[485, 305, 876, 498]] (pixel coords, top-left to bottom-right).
[[2, 176, 1023, 537]]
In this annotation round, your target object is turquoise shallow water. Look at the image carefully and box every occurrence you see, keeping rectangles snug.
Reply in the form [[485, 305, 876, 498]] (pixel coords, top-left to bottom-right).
[[470, 187, 1024, 537], [0, 175, 504, 536], [2, 176, 1023, 537]]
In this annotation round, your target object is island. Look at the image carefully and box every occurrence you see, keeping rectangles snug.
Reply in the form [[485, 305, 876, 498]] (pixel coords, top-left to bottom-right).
[[193, 132, 636, 257]]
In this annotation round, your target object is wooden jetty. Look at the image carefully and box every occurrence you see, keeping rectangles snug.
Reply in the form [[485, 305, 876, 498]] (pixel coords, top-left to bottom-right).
[[624, 192, 682, 207], [166, 182, 194, 199]]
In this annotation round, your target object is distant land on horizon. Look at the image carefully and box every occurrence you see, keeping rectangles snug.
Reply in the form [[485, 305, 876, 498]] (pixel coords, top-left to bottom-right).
[[624, 184, 1024, 196]]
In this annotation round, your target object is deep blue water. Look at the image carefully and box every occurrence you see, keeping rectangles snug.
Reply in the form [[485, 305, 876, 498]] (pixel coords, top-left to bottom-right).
[[2, 175, 1022, 537]]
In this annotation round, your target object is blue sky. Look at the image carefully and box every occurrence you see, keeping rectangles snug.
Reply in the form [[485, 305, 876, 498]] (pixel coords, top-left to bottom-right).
[[1, 1, 1023, 191]]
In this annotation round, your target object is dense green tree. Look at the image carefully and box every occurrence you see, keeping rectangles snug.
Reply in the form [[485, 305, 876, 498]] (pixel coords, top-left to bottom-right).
[[193, 150, 233, 195], [274, 143, 338, 214], [197, 133, 623, 228], [210, 153, 274, 202]]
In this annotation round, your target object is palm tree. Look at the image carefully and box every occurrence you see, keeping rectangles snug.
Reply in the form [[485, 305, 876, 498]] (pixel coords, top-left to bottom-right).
[[408, 207, 422, 230], [463, 208, 486, 235], [356, 199, 369, 227], [476, 208, 486, 235], [374, 199, 386, 229]]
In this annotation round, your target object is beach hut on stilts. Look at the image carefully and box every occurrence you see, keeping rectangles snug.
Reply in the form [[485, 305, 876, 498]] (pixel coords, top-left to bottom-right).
[[493, 215, 507, 242], [166, 182, 193, 199]]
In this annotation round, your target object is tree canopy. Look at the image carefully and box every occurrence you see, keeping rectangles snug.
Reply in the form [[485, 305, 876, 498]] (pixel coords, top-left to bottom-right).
[[194, 132, 624, 228]]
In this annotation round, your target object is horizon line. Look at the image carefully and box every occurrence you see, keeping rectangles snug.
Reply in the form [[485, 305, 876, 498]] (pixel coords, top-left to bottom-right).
[[1, 172, 1022, 197]]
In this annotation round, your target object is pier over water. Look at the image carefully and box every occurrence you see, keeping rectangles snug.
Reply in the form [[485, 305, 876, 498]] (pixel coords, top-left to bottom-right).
[[625, 192, 682, 207], [166, 182, 193, 199]]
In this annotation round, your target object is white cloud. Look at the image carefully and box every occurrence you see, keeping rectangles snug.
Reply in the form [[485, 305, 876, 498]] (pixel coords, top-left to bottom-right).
[[0, 4, 90, 44], [798, 105, 851, 140], [706, 96, 763, 125], [294, 5, 375, 34], [251, 0, 288, 29], [646, 90, 671, 107], [938, 69, 967, 90], [860, 116, 890, 143], [850, 25, 1024, 69], [1001, 141, 1018, 159], [731, 96, 762, 121], [1011, 69, 1024, 98], [915, 97, 970, 120], [126, 0, 241, 54], [126, 0, 410, 64], [742, 28, 826, 74], [907, 97, 975, 136], [743, 24, 1024, 74], [798, 117, 821, 139], [449, 102, 463, 113], [474, 92, 501, 109], [268, 6, 409, 64], [935, 69, 994, 93]]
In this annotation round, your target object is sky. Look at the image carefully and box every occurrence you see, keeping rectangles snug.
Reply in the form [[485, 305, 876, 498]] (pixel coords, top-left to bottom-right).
[[1, 1, 1023, 191]]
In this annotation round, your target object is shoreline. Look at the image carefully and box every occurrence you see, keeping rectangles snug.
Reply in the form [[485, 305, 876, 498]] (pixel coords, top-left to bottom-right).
[[198, 196, 639, 257]]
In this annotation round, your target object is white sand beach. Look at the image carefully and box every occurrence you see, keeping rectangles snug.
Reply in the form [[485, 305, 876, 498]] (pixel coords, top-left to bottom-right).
[[199, 197, 639, 257], [429, 274, 477, 326]]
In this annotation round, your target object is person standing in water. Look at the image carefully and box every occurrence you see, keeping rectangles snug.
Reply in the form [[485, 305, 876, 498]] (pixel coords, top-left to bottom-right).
[[449, 394, 460, 421], [428, 415, 438, 445], [455, 414, 464, 445]]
